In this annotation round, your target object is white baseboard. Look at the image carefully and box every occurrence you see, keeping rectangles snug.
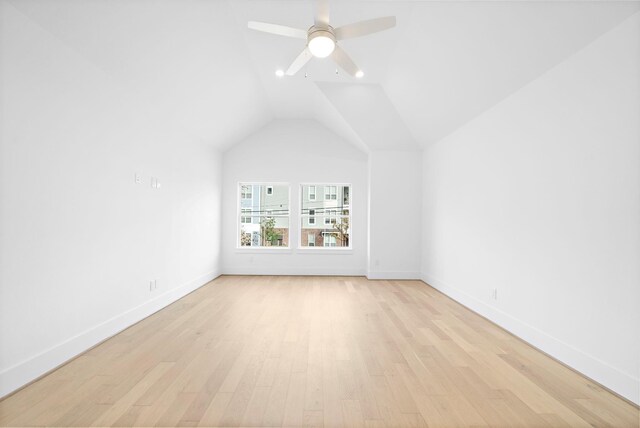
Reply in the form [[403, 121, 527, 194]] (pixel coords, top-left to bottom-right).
[[223, 267, 420, 280], [0, 269, 221, 399], [421, 272, 640, 406], [367, 271, 421, 280], [222, 266, 366, 276]]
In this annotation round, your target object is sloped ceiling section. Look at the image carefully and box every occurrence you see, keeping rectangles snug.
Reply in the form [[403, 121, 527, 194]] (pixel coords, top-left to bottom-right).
[[384, 1, 640, 146], [9, 0, 273, 150], [8, 0, 640, 151], [316, 83, 419, 151]]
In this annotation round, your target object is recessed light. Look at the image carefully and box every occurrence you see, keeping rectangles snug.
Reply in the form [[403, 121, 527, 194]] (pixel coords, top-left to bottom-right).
[[355, 70, 364, 78], [275, 69, 284, 77]]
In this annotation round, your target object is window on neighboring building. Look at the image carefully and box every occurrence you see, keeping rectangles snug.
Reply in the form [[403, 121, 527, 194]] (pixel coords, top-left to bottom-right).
[[324, 185, 337, 200], [324, 209, 337, 225], [300, 184, 351, 248], [241, 185, 252, 199], [323, 233, 337, 247], [308, 186, 316, 201], [241, 208, 251, 224], [238, 183, 289, 248], [308, 233, 315, 247]]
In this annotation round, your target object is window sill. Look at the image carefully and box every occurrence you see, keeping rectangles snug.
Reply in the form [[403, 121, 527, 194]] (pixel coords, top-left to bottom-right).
[[296, 247, 353, 255], [235, 247, 293, 254]]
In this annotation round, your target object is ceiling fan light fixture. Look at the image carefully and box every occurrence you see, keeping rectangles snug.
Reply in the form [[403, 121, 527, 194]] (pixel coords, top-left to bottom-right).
[[308, 30, 335, 58], [355, 70, 364, 78]]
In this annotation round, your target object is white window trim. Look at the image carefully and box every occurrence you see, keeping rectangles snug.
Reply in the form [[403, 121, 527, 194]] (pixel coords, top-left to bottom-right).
[[237, 182, 291, 250]]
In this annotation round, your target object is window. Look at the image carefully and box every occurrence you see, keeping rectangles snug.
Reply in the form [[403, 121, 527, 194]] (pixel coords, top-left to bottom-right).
[[323, 233, 337, 247], [241, 185, 252, 199], [324, 185, 337, 200], [238, 183, 289, 248], [241, 208, 251, 224], [324, 209, 337, 225], [300, 184, 351, 248]]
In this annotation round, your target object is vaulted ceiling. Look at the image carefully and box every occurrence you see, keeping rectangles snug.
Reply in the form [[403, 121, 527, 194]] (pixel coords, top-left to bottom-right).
[[8, 0, 640, 152]]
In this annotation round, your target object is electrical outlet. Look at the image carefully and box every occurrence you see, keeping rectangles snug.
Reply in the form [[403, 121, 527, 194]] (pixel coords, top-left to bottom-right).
[[150, 177, 162, 189]]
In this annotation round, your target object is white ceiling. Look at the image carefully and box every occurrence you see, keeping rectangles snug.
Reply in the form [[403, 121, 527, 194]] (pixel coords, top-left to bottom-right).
[[9, 0, 640, 152]]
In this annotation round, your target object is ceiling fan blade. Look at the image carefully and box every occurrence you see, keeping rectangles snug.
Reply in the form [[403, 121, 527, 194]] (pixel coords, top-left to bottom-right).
[[248, 21, 307, 39], [331, 45, 360, 77], [335, 16, 396, 40], [286, 48, 313, 76], [315, 0, 330, 27]]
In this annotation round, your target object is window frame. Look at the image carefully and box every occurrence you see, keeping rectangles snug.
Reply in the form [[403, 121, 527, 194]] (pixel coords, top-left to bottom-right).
[[299, 183, 352, 251], [237, 182, 291, 251]]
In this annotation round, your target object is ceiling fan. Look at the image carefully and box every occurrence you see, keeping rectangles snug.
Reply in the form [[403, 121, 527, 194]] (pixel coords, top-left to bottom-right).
[[248, 0, 396, 78]]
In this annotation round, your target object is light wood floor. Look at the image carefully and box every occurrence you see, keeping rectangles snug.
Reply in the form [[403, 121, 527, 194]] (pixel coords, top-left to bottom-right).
[[0, 276, 637, 427]]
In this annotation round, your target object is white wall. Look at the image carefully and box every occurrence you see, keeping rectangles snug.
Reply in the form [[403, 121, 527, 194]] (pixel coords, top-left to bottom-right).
[[368, 151, 422, 279], [221, 120, 368, 275], [421, 13, 640, 404], [0, 3, 222, 397]]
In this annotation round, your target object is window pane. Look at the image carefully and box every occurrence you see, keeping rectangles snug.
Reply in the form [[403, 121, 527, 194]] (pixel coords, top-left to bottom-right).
[[300, 184, 351, 248], [239, 216, 289, 247], [239, 183, 289, 248]]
